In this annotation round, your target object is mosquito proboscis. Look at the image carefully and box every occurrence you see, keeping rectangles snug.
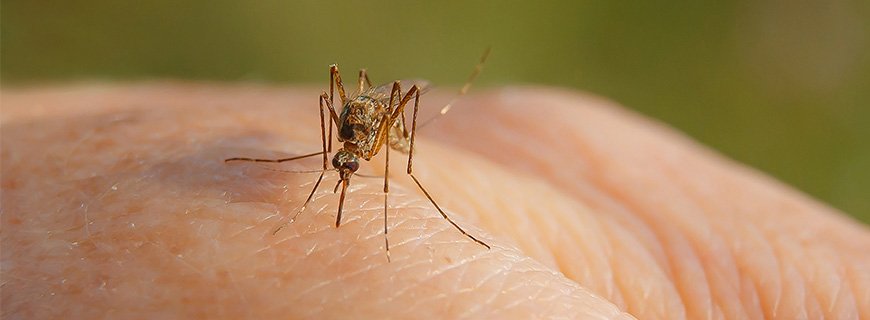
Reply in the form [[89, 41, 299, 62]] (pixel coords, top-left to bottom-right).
[[226, 49, 491, 261]]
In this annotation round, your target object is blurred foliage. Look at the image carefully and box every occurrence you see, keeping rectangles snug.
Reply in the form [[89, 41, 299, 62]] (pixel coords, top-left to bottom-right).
[[2, 0, 868, 222]]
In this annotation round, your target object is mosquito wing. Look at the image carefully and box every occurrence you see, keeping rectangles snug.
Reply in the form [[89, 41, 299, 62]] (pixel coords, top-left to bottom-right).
[[365, 79, 432, 104]]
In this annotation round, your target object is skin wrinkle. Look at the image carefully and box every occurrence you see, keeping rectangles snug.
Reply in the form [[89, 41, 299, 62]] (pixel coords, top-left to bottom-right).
[[849, 261, 870, 317], [431, 158, 564, 267], [700, 161, 860, 318], [410, 138, 680, 318], [667, 160, 765, 320], [797, 246, 825, 318], [604, 131, 711, 318], [442, 93, 688, 316], [736, 224, 775, 318], [796, 240, 840, 318], [523, 276, 558, 313], [822, 251, 858, 318], [657, 149, 777, 318], [654, 152, 751, 319], [276, 174, 629, 319], [577, 158, 699, 318], [741, 185, 816, 316], [779, 243, 811, 318], [601, 225, 652, 315], [440, 98, 692, 318], [426, 88, 866, 320], [415, 255, 481, 312], [412, 141, 632, 298], [716, 180, 844, 314], [714, 184, 783, 317], [549, 201, 616, 301], [827, 245, 861, 316]]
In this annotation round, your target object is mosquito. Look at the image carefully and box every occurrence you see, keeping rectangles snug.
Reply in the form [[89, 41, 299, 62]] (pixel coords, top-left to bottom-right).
[[226, 49, 491, 261]]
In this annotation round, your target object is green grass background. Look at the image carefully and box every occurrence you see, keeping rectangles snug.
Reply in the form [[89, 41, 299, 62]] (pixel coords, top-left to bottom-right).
[[3, 1, 868, 222]]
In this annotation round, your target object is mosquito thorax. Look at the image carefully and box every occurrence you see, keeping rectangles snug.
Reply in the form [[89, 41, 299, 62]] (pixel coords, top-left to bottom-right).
[[337, 96, 378, 142]]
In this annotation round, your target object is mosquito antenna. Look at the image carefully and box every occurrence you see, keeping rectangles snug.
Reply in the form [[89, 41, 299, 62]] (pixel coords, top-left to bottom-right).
[[418, 47, 490, 129]]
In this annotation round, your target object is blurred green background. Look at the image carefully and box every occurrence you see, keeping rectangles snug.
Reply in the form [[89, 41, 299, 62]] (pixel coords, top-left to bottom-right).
[[2, 1, 868, 222]]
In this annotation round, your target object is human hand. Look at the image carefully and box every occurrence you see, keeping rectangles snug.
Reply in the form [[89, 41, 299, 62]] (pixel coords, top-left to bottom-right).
[[2, 84, 867, 319]]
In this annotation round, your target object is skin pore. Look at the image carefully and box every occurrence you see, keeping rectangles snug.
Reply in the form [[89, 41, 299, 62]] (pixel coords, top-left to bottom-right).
[[2, 83, 868, 319]]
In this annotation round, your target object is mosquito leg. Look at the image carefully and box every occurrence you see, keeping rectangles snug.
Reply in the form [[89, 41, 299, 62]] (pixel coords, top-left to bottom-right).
[[383, 80, 404, 144], [329, 65, 348, 152], [318, 94, 330, 170], [324, 95, 343, 154], [319, 92, 341, 153], [402, 87, 491, 249], [381, 85, 400, 262], [328, 111, 333, 152], [225, 92, 338, 165], [225, 87, 338, 164], [272, 171, 326, 235], [406, 175, 490, 249], [387, 81, 402, 111], [383, 85, 419, 154], [224, 151, 324, 163], [388, 85, 419, 123], [358, 69, 373, 93], [272, 91, 333, 234], [401, 106, 410, 139], [390, 83, 410, 140], [405, 88, 421, 174], [326, 110, 333, 152], [329, 64, 348, 106], [383, 121, 392, 262], [418, 47, 490, 129]]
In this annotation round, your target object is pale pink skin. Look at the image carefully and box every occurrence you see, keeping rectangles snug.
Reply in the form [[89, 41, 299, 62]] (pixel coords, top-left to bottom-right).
[[2, 84, 868, 319]]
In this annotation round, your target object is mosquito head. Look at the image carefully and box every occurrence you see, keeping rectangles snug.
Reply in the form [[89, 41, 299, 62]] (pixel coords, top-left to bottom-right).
[[332, 150, 359, 180]]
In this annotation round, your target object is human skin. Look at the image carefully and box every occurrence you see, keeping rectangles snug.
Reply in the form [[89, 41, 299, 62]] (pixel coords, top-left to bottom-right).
[[1, 83, 868, 319]]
